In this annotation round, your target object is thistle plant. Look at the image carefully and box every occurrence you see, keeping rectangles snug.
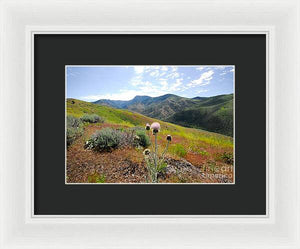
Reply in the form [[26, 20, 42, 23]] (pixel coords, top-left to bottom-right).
[[143, 122, 172, 183]]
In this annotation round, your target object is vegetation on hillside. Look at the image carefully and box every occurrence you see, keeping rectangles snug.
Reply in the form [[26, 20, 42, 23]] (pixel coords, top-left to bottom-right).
[[93, 94, 233, 136], [66, 98, 234, 183], [66, 115, 84, 147], [81, 114, 104, 123], [169, 99, 233, 136]]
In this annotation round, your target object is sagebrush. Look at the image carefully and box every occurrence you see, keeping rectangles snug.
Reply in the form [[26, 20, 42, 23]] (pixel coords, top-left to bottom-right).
[[135, 129, 151, 147], [85, 127, 124, 151], [81, 114, 104, 123], [66, 115, 83, 146]]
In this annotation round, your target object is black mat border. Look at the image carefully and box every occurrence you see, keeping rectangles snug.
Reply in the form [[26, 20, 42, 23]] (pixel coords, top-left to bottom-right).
[[34, 34, 266, 215]]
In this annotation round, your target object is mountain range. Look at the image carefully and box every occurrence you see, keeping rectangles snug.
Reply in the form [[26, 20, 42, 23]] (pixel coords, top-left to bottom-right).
[[93, 93, 233, 136]]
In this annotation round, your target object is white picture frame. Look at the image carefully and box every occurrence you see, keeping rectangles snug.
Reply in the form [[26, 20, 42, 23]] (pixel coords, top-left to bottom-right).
[[0, 0, 299, 248]]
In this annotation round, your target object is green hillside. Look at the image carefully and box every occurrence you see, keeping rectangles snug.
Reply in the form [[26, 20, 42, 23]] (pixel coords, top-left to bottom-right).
[[67, 98, 233, 149], [93, 94, 234, 136], [168, 98, 233, 136]]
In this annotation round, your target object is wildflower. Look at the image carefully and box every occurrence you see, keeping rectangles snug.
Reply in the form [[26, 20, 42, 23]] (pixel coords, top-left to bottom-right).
[[145, 123, 150, 130], [150, 122, 160, 134], [143, 149, 151, 156], [143, 121, 171, 183]]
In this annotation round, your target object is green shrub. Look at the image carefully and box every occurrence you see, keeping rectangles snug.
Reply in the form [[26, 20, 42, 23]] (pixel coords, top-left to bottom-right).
[[125, 126, 151, 148], [85, 128, 124, 152], [199, 150, 209, 156], [81, 114, 104, 123], [220, 152, 233, 164], [170, 144, 187, 157], [66, 115, 83, 146], [88, 173, 106, 183], [67, 115, 82, 128], [67, 128, 82, 146], [135, 130, 150, 147]]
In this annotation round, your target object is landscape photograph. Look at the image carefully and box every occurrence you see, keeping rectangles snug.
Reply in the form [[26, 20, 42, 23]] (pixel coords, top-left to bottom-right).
[[66, 65, 234, 184]]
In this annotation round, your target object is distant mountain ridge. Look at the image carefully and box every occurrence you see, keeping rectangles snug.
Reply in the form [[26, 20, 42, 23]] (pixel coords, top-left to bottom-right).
[[94, 94, 177, 109], [93, 93, 233, 136]]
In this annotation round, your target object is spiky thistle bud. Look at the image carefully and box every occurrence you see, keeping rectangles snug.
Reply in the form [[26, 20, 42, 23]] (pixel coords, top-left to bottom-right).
[[143, 149, 151, 156], [134, 135, 140, 141], [145, 123, 150, 130], [166, 135, 172, 142]]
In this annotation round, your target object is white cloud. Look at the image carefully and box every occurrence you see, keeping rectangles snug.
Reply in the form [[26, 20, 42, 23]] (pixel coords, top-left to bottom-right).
[[187, 70, 214, 87], [166, 71, 180, 79], [196, 89, 208, 94], [131, 75, 143, 86], [160, 80, 168, 90], [134, 66, 180, 80], [149, 70, 160, 77], [80, 95, 106, 101], [150, 66, 161, 70], [132, 78, 152, 87], [219, 67, 234, 76], [133, 66, 145, 74], [80, 90, 142, 101], [81, 78, 171, 101], [196, 66, 225, 71], [169, 78, 183, 91]]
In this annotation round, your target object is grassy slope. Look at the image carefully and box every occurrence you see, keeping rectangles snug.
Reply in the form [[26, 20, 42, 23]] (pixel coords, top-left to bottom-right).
[[67, 98, 233, 150], [168, 98, 233, 136], [94, 93, 234, 136]]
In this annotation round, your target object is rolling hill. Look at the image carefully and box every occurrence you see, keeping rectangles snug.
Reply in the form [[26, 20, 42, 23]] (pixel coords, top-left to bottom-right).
[[67, 98, 233, 148], [66, 98, 234, 183], [93, 94, 234, 136]]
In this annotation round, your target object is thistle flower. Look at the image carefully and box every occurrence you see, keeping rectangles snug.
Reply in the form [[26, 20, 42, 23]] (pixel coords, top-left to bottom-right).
[[166, 135, 172, 142], [143, 149, 151, 156], [150, 122, 160, 134], [145, 123, 150, 130], [143, 121, 171, 183]]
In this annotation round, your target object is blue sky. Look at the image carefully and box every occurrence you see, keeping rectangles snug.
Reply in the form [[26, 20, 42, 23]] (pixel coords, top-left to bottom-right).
[[66, 66, 234, 101]]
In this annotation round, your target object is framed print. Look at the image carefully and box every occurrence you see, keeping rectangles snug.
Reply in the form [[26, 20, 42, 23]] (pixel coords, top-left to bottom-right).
[[1, 0, 300, 249]]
